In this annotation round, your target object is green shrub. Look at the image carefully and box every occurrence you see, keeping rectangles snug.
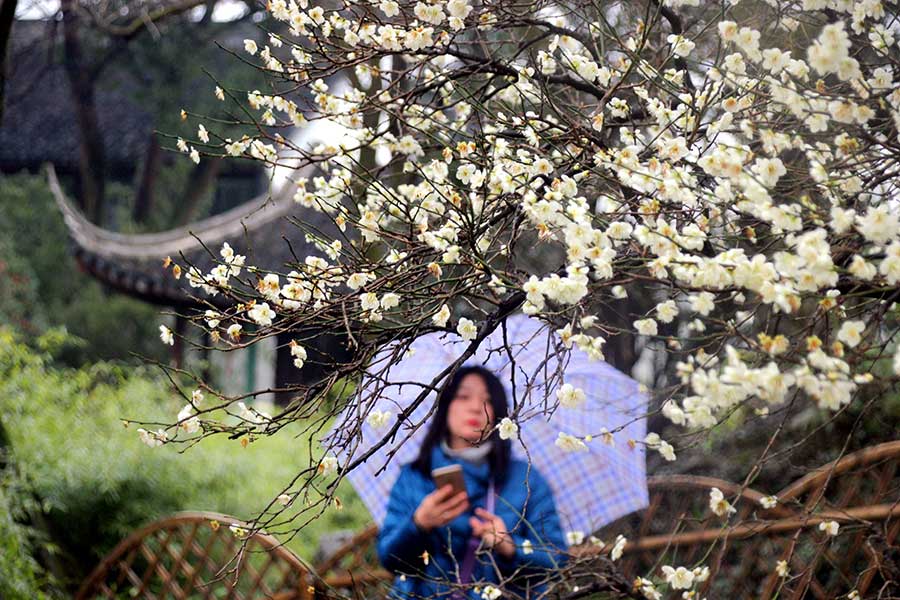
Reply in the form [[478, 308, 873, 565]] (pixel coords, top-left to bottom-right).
[[0, 474, 54, 600], [0, 172, 168, 366], [0, 327, 370, 592]]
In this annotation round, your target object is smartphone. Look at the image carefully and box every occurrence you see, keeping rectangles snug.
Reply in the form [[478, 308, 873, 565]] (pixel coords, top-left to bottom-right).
[[431, 464, 467, 497]]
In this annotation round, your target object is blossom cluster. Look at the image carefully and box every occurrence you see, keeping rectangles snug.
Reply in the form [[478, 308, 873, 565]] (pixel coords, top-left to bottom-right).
[[147, 0, 900, 591]]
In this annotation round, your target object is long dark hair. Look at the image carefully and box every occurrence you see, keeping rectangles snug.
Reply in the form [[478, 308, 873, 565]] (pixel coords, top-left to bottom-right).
[[410, 365, 512, 484]]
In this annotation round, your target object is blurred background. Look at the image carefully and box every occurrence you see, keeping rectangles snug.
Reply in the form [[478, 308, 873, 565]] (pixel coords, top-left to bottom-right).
[[2, 1, 898, 598]]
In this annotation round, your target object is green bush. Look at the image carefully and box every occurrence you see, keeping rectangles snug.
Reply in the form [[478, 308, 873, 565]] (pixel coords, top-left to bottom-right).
[[0, 236, 44, 335], [0, 172, 168, 366], [0, 474, 53, 600], [0, 327, 370, 593]]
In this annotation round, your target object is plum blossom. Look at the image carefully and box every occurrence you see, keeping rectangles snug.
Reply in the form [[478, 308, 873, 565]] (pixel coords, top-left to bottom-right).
[[837, 321, 865, 348], [555, 432, 588, 453], [566, 530, 585, 545], [776, 560, 789, 577], [819, 520, 839, 536], [497, 417, 518, 440], [366, 410, 393, 429], [661, 565, 694, 590], [380, 293, 401, 309], [138, 428, 168, 448], [159, 325, 175, 346], [667, 34, 695, 57], [457, 317, 478, 340], [248, 302, 276, 327], [480, 585, 501, 600], [556, 383, 586, 409], [655, 300, 679, 324], [432, 304, 451, 327], [290, 340, 307, 369], [634, 318, 658, 336], [709, 487, 737, 517], [177, 404, 200, 434], [317, 455, 339, 477]]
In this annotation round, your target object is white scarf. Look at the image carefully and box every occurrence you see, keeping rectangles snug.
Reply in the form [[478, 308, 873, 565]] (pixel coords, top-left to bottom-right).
[[440, 437, 493, 464]]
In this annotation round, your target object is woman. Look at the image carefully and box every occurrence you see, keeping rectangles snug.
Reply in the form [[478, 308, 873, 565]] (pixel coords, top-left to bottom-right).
[[377, 365, 567, 599]]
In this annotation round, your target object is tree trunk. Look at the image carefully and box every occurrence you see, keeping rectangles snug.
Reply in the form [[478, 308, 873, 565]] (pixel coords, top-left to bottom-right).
[[173, 156, 223, 225], [133, 133, 161, 224], [173, 314, 187, 369], [0, 0, 18, 125], [61, 0, 106, 224]]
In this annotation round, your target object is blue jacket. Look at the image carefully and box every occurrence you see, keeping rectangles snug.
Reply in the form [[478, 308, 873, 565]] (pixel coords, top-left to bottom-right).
[[377, 444, 567, 599]]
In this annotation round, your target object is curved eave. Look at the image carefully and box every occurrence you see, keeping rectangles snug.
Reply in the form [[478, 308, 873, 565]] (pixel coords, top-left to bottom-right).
[[47, 163, 296, 260], [47, 162, 333, 309]]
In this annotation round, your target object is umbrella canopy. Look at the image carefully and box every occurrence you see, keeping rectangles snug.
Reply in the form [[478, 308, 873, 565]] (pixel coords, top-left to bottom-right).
[[323, 314, 648, 538]]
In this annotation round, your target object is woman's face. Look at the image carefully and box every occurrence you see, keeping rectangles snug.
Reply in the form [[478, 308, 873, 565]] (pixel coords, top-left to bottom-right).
[[446, 373, 495, 448]]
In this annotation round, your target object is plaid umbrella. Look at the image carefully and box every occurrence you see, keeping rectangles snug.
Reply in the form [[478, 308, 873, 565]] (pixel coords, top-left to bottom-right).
[[323, 313, 648, 539]]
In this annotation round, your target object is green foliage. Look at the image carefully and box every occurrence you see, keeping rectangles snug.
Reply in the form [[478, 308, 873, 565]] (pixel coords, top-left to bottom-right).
[[0, 235, 44, 335], [0, 475, 54, 600], [0, 327, 370, 592], [0, 172, 168, 365]]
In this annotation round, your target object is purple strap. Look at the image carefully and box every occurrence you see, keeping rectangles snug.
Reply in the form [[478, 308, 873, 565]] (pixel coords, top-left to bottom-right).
[[457, 479, 495, 593]]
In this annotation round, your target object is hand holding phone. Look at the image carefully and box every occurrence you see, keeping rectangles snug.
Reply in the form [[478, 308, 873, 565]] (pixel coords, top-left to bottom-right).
[[412, 465, 469, 532], [431, 464, 467, 497]]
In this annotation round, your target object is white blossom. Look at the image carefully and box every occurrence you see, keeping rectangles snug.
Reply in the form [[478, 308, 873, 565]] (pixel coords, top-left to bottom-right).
[[432, 304, 451, 327], [248, 302, 276, 327], [655, 300, 679, 324], [709, 487, 737, 517], [634, 318, 658, 336], [555, 432, 588, 453], [457, 317, 478, 340], [556, 383, 586, 409], [159, 325, 175, 346], [497, 417, 518, 440], [566, 530, 585, 545], [480, 585, 501, 600], [237, 401, 271, 425], [837, 320, 865, 348], [819, 520, 839, 536], [290, 340, 307, 369], [366, 410, 393, 429], [317, 455, 339, 477], [667, 34, 695, 57], [138, 428, 168, 448], [360, 292, 380, 312], [177, 404, 200, 434], [380, 293, 401, 309], [776, 559, 789, 577], [661, 565, 695, 590]]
